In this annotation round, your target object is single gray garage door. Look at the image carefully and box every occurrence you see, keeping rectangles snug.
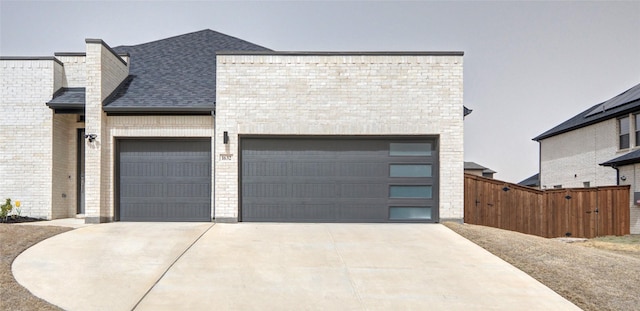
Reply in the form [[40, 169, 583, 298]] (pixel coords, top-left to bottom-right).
[[241, 137, 438, 222], [117, 139, 211, 222]]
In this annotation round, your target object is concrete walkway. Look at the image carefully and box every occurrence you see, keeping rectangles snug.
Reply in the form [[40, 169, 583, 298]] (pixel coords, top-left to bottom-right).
[[13, 223, 580, 310], [16, 217, 92, 228]]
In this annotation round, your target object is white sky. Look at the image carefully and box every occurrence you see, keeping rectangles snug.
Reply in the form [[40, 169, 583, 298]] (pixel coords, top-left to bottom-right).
[[1, 0, 639, 182]]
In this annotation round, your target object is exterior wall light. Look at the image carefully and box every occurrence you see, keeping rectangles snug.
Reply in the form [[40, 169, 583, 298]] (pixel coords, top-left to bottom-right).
[[85, 134, 97, 142], [621, 176, 627, 181], [223, 131, 229, 144]]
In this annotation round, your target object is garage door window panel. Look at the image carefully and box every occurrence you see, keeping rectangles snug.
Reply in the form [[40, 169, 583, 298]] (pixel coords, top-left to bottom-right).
[[389, 185, 432, 198], [389, 164, 432, 177], [389, 143, 433, 156], [389, 206, 432, 220]]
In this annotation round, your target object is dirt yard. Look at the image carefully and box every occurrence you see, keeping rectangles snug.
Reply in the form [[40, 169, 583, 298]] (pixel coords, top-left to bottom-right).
[[0, 224, 70, 311], [445, 222, 640, 311]]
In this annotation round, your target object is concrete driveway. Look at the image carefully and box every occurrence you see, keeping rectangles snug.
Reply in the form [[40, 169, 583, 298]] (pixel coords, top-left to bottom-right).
[[13, 223, 580, 310]]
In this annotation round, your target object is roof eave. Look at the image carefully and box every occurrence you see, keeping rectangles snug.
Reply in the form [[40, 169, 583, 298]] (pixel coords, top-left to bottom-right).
[[216, 51, 464, 56], [103, 106, 214, 115], [534, 101, 640, 141], [46, 103, 84, 109], [600, 159, 640, 167]]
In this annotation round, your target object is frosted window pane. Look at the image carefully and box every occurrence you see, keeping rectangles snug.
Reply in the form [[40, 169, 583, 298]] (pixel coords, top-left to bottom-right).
[[390, 143, 431, 156], [389, 207, 432, 220], [389, 185, 432, 198], [390, 164, 432, 177]]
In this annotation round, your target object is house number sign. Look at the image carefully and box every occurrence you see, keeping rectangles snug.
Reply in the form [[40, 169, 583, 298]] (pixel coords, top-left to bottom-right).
[[219, 154, 234, 161]]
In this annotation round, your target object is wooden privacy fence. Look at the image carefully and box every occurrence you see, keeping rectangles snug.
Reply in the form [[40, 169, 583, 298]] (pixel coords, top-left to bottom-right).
[[464, 174, 630, 238]]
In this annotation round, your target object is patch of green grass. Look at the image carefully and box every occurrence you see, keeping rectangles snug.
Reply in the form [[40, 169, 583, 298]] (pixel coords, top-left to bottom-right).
[[593, 235, 640, 244]]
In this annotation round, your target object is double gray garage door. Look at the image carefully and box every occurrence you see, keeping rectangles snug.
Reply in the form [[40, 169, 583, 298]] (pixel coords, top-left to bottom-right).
[[117, 139, 211, 222], [241, 137, 438, 222]]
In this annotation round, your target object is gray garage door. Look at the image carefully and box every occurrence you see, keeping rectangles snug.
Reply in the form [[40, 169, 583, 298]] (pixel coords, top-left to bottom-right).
[[117, 139, 211, 222], [241, 137, 438, 222]]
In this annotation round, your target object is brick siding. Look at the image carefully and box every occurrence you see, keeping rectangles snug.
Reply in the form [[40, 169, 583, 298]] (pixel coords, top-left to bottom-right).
[[215, 54, 464, 221], [0, 59, 58, 218], [540, 120, 618, 188]]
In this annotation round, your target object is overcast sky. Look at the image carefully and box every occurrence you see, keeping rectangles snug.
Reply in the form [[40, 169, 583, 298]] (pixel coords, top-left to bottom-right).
[[1, 1, 639, 182]]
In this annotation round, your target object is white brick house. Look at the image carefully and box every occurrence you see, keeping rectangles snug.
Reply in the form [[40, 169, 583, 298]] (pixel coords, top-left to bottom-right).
[[534, 82, 640, 233], [1, 30, 464, 224]]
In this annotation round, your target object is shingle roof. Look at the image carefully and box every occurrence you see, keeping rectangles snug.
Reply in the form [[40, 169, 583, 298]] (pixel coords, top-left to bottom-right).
[[600, 149, 640, 167], [534, 82, 640, 141], [518, 173, 539, 187], [464, 161, 488, 170], [106, 29, 271, 113], [46, 87, 85, 111], [464, 161, 496, 173]]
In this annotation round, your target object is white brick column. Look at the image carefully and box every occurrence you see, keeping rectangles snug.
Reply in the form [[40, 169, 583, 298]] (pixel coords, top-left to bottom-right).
[[84, 39, 128, 223], [84, 41, 105, 223]]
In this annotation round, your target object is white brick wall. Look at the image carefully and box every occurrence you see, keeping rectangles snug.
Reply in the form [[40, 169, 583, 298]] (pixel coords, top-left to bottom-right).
[[540, 120, 618, 188], [55, 55, 86, 87], [0, 59, 59, 219], [215, 53, 464, 221], [52, 114, 74, 219]]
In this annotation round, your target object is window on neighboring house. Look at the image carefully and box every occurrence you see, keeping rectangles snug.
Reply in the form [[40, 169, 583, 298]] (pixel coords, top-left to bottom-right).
[[553, 185, 562, 189], [619, 116, 630, 149], [583, 181, 590, 188], [635, 114, 640, 147]]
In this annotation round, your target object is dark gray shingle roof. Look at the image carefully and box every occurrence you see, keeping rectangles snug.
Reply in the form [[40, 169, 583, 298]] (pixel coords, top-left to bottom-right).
[[534, 82, 640, 141], [106, 29, 271, 113], [46, 87, 85, 110], [600, 149, 640, 167], [518, 173, 539, 187]]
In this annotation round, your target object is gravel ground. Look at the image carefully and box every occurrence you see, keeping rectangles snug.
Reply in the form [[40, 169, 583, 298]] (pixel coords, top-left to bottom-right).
[[445, 222, 640, 311], [0, 224, 70, 311]]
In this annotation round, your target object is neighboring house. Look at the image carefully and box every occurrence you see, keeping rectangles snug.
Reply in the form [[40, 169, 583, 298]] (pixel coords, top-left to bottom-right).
[[534, 82, 640, 233], [0, 29, 464, 224], [463, 162, 496, 178], [518, 173, 540, 188]]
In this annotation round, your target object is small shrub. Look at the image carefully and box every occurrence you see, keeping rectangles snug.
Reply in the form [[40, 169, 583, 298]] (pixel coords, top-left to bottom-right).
[[0, 198, 13, 221]]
